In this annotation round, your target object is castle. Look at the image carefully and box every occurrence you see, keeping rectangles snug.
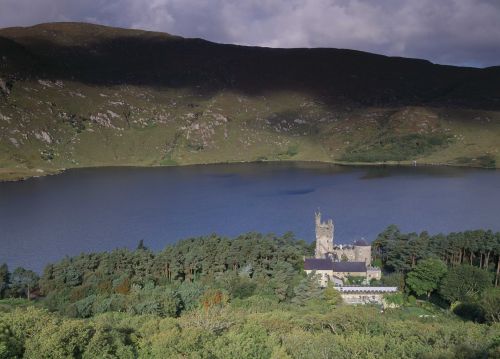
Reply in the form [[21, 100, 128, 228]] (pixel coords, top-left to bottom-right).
[[314, 212, 372, 264], [305, 211, 381, 287]]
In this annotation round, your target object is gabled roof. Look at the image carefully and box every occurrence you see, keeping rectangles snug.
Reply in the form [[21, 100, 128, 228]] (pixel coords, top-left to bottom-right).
[[332, 261, 366, 273], [304, 258, 334, 270]]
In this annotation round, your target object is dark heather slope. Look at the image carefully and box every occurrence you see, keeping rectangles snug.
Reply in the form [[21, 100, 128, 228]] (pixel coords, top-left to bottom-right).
[[1, 22, 498, 108]]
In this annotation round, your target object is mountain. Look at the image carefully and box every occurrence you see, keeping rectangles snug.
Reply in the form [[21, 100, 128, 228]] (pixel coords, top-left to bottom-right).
[[1, 22, 499, 180]]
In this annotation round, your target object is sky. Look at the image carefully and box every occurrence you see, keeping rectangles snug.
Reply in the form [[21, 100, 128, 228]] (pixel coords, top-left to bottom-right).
[[1, 0, 500, 67]]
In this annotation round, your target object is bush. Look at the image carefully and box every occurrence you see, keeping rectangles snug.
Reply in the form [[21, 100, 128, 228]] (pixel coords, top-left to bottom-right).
[[75, 295, 97, 318], [345, 276, 364, 285], [0, 320, 22, 359], [81, 324, 135, 359], [455, 154, 496, 168], [286, 145, 299, 157], [127, 287, 181, 318], [453, 302, 484, 323], [231, 295, 281, 312], [381, 272, 405, 290], [341, 133, 451, 162], [479, 288, 500, 323], [231, 277, 257, 299], [92, 295, 126, 315], [383, 293, 404, 306], [209, 324, 274, 359], [477, 154, 496, 168], [177, 281, 205, 311]]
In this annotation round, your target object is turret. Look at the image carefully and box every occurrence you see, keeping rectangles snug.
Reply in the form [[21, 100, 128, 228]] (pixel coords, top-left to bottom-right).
[[315, 211, 321, 227], [314, 211, 334, 258], [353, 239, 372, 265]]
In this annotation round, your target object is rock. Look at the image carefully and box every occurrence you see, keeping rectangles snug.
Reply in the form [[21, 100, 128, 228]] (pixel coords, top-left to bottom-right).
[[69, 91, 85, 98], [34, 131, 52, 143], [38, 79, 53, 88], [40, 131, 52, 144], [0, 113, 11, 123], [9, 137, 19, 147], [0, 78, 10, 95], [90, 113, 115, 128], [107, 110, 120, 118]]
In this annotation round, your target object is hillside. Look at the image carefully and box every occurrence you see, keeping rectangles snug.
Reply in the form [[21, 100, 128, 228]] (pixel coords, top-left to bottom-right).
[[1, 22, 500, 180]]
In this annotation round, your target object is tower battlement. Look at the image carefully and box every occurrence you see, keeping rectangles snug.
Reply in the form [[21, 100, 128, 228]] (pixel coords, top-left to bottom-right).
[[315, 211, 334, 258]]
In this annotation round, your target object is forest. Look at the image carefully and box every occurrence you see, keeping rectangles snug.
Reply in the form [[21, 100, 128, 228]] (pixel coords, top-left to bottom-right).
[[1, 229, 500, 358], [372, 226, 500, 323]]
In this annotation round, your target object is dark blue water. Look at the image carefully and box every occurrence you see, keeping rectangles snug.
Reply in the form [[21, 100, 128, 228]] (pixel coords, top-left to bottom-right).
[[1, 162, 500, 272]]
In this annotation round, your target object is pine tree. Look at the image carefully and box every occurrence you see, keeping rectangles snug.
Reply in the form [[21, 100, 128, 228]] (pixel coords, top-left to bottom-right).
[[0, 263, 9, 299], [292, 272, 322, 306]]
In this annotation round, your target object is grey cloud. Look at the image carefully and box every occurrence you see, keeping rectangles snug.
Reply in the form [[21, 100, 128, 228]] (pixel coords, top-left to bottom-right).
[[1, 0, 499, 67]]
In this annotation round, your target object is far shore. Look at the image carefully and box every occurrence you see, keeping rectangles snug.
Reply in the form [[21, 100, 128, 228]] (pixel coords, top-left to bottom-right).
[[1, 158, 497, 183]]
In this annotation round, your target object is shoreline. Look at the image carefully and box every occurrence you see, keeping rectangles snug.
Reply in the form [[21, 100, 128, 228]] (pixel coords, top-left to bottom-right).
[[1, 158, 498, 183]]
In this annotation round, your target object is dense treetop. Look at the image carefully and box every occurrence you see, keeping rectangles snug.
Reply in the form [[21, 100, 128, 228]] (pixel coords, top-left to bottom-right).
[[1, 227, 500, 358]]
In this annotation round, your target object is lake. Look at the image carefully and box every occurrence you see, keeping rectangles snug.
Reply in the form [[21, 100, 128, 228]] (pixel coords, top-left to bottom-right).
[[1, 162, 500, 272]]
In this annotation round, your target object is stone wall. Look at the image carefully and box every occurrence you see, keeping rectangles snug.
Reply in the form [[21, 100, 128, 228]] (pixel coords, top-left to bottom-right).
[[332, 270, 366, 280], [332, 248, 356, 261], [367, 267, 382, 280], [333, 245, 372, 265], [341, 292, 385, 305], [354, 246, 372, 265]]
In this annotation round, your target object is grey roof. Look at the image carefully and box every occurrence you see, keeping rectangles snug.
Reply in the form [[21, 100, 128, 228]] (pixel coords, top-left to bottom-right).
[[332, 261, 366, 273], [304, 258, 334, 270], [336, 286, 398, 293], [353, 239, 369, 246]]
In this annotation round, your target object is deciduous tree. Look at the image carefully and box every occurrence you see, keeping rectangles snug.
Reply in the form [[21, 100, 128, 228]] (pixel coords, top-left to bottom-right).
[[440, 265, 492, 303], [10, 267, 38, 299], [406, 258, 447, 298], [480, 287, 500, 323]]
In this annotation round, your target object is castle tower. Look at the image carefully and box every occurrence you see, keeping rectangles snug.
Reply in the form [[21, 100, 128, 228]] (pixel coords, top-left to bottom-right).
[[315, 211, 334, 258]]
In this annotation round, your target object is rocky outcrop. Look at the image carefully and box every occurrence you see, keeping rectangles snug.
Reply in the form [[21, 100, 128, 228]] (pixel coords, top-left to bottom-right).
[[0, 77, 11, 96]]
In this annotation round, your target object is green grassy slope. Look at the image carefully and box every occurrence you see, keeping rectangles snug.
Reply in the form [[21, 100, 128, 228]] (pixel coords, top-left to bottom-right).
[[0, 22, 499, 180]]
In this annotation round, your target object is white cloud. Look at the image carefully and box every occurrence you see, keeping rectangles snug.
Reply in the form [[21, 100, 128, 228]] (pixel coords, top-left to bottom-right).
[[1, 0, 499, 67]]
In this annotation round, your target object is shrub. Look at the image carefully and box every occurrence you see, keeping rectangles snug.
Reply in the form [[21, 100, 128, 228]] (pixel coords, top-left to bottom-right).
[[479, 288, 500, 323], [453, 302, 484, 323], [209, 324, 274, 359], [231, 277, 257, 299], [384, 292, 404, 306], [341, 133, 451, 162], [75, 295, 97, 318], [0, 320, 22, 359]]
